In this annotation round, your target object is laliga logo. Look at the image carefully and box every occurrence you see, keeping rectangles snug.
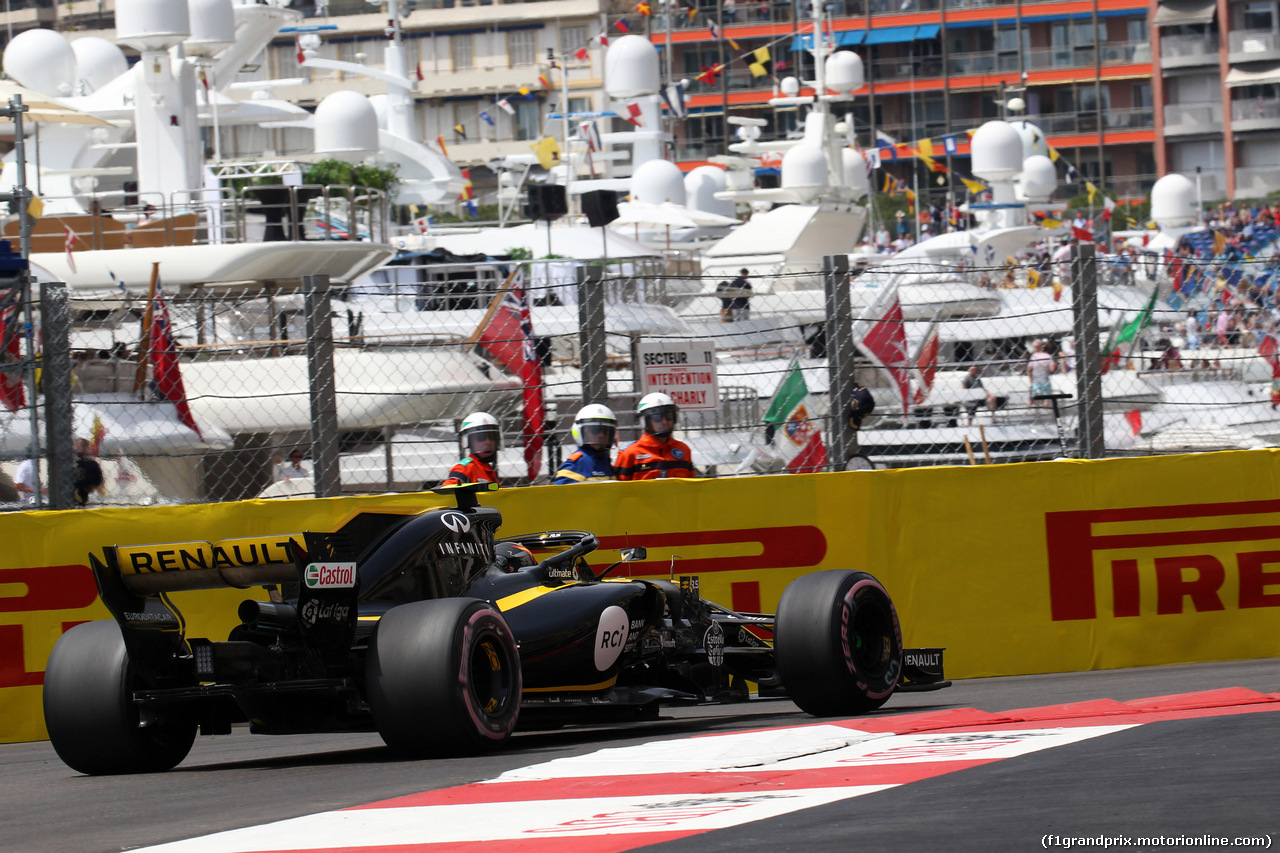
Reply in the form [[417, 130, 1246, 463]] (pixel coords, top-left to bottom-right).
[[441, 511, 471, 534]]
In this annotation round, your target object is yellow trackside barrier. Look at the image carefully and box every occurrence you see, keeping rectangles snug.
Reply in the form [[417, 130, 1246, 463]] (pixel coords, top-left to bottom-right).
[[4, 449, 1280, 743]]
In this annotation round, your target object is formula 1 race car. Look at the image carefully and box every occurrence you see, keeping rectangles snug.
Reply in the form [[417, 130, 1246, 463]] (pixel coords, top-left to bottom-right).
[[44, 484, 949, 775]]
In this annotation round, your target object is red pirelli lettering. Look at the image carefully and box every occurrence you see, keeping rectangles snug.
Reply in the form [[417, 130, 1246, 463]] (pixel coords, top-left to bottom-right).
[[1046, 500, 1280, 621]]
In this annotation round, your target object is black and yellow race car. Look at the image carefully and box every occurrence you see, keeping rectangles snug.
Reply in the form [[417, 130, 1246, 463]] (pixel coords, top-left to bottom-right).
[[43, 484, 948, 775]]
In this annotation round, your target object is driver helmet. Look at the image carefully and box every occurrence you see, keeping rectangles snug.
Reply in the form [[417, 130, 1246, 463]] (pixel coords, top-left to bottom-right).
[[459, 411, 501, 460], [572, 403, 617, 449], [495, 541, 536, 572], [637, 392, 678, 439]]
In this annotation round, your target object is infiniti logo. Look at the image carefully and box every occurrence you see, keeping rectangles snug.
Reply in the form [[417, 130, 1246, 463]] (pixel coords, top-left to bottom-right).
[[440, 511, 471, 533]]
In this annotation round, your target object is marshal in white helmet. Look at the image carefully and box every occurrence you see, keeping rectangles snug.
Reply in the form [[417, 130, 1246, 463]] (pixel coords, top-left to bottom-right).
[[438, 411, 501, 488], [614, 393, 696, 480], [553, 403, 618, 484]]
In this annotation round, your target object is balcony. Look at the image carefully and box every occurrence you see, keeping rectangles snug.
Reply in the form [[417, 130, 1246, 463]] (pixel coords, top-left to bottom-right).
[[1028, 108, 1154, 136], [1235, 165, 1280, 197], [1164, 101, 1223, 136], [943, 41, 1151, 79], [1231, 95, 1280, 132], [1160, 33, 1219, 69], [1229, 29, 1280, 64]]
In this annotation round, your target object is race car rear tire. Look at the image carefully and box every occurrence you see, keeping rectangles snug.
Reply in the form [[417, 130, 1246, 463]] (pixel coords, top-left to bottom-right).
[[775, 570, 903, 716], [367, 598, 521, 757], [43, 620, 197, 775]]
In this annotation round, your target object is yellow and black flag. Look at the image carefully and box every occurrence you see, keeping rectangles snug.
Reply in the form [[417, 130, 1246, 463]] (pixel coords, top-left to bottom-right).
[[746, 46, 772, 78], [454, 124, 467, 139]]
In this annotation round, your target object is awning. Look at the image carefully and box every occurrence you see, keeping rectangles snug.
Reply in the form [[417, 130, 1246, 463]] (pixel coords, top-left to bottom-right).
[[914, 24, 941, 39], [864, 25, 923, 45], [1226, 64, 1280, 87], [790, 30, 866, 51], [1153, 0, 1217, 27]]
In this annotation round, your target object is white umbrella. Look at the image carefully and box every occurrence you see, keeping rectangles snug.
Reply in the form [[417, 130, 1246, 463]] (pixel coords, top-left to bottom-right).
[[613, 200, 739, 229], [612, 201, 739, 249], [0, 81, 113, 127]]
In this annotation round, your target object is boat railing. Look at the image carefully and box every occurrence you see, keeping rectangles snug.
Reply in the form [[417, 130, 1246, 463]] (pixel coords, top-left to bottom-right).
[[5, 184, 392, 252], [344, 256, 668, 312]]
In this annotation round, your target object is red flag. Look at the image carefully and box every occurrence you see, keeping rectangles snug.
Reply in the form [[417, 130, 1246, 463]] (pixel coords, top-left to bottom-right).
[[574, 46, 589, 61], [64, 225, 79, 274], [911, 325, 940, 405], [296, 37, 306, 65], [856, 288, 912, 415], [1258, 333, 1280, 376], [625, 103, 642, 127], [149, 287, 202, 440], [1170, 254, 1185, 292], [475, 273, 545, 481], [787, 432, 827, 474], [0, 296, 24, 412], [1101, 347, 1123, 374], [1071, 225, 1093, 242], [415, 62, 424, 82], [1124, 409, 1142, 436]]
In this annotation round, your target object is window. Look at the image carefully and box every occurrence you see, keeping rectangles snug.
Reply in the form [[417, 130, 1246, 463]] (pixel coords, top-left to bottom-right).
[[567, 96, 592, 116], [508, 29, 538, 67], [1242, 1, 1275, 30], [1133, 82, 1153, 109], [515, 100, 540, 140], [451, 33, 474, 70], [561, 25, 589, 58], [1127, 17, 1148, 43], [454, 102, 479, 142]]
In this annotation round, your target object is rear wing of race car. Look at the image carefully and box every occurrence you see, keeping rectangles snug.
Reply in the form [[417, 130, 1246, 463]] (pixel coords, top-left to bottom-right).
[[88, 531, 361, 670]]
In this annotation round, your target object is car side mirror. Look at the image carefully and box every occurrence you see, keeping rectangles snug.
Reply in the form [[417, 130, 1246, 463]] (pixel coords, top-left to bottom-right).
[[621, 546, 647, 562]]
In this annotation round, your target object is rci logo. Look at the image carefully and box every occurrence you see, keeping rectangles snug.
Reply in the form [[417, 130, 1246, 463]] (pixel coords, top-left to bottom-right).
[[440, 511, 470, 534]]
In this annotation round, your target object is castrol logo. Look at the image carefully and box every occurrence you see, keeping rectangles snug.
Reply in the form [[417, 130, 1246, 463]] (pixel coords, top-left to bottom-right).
[[304, 562, 357, 589], [594, 606, 629, 671]]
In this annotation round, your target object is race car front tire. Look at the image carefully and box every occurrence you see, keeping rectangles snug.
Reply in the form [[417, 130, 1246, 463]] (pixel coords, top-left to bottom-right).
[[366, 598, 521, 757], [775, 569, 903, 716], [43, 620, 197, 775]]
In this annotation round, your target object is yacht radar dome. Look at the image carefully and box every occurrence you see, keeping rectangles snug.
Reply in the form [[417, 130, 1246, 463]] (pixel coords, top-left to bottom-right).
[[115, 0, 192, 52], [3, 29, 77, 98], [368, 93, 391, 131], [185, 0, 236, 58], [684, 166, 733, 217], [1150, 173, 1198, 228], [841, 147, 871, 196], [782, 143, 828, 200], [824, 50, 864, 94], [1009, 120, 1049, 159], [970, 120, 1023, 182], [631, 159, 687, 205], [605, 35, 660, 98], [71, 38, 127, 93], [315, 91, 379, 162], [1018, 154, 1057, 202], [780, 76, 801, 97]]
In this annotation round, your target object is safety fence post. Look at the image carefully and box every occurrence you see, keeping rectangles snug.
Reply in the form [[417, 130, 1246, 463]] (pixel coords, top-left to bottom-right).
[[1071, 242, 1105, 459], [824, 254, 853, 469], [305, 274, 340, 497]]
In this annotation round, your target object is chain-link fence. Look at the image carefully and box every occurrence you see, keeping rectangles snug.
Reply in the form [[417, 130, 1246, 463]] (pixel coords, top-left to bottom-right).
[[7, 239, 1280, 509]]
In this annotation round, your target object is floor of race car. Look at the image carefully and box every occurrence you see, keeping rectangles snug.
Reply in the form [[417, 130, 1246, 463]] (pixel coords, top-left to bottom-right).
[[6, 658, 1279, 853]]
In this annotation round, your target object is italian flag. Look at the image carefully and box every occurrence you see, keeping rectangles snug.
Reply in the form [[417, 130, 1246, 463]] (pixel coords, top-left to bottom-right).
[[763, 361, 828, 474]]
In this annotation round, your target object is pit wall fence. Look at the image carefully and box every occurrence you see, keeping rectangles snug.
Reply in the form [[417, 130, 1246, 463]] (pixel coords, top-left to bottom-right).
[[4, 448, 1279, 743]]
